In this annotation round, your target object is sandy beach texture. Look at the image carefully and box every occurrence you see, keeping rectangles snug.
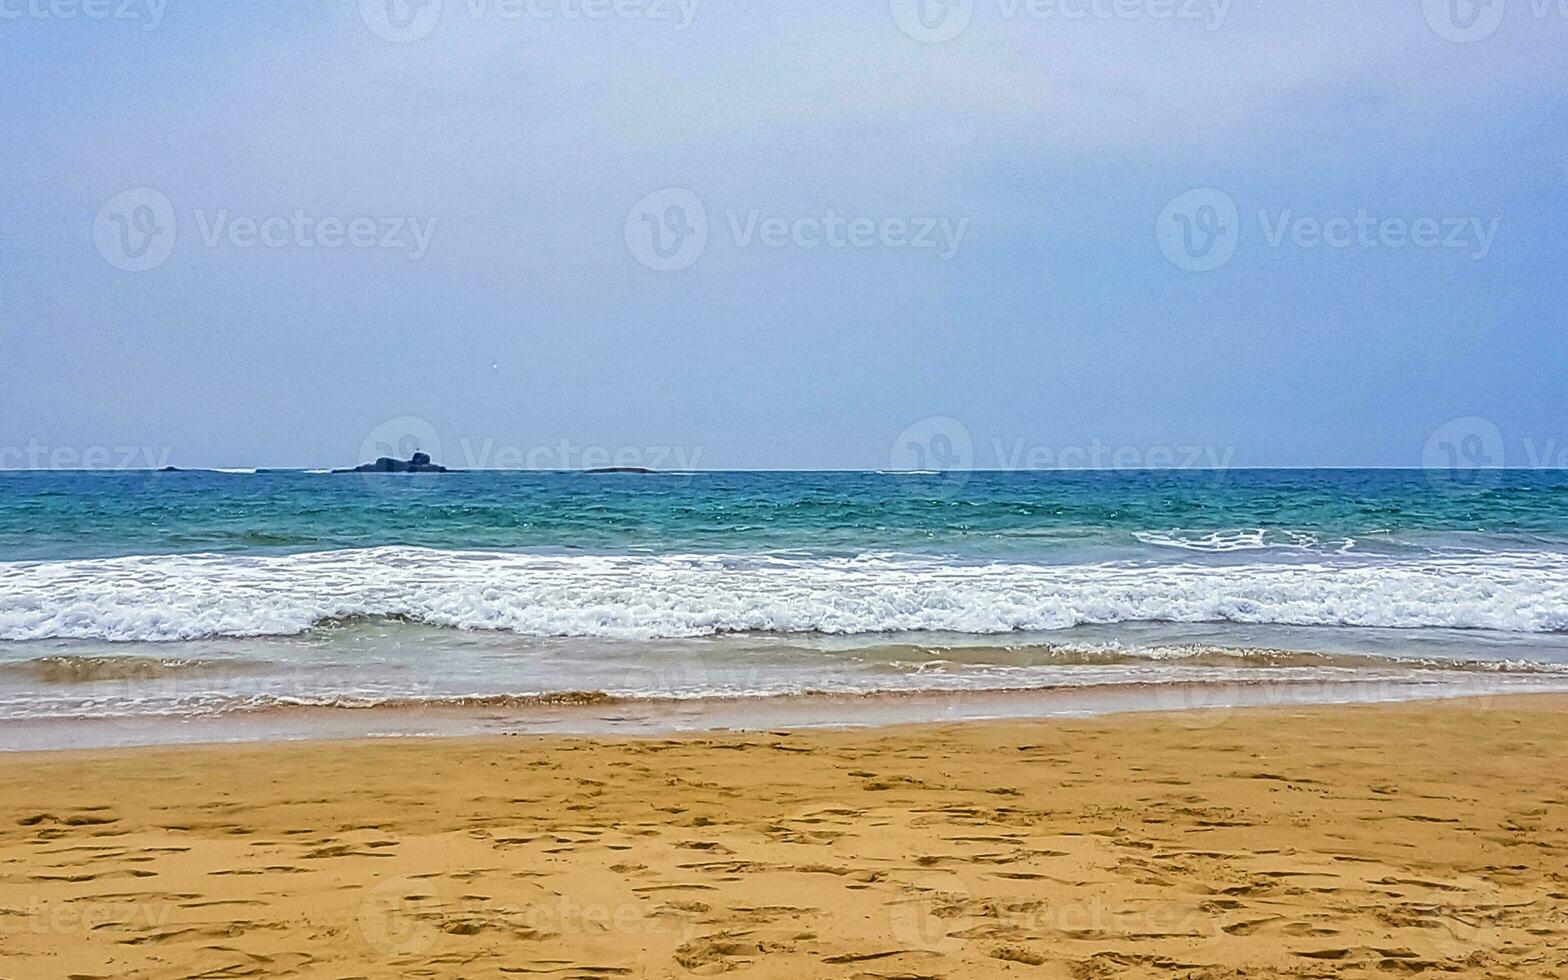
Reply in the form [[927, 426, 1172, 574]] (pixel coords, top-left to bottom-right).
[[1, 696, 1566, 979]]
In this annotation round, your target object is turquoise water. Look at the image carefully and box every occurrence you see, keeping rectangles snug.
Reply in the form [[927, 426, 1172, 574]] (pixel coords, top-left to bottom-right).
[[2, 468, 1567, 747], [6, 468, 1568, 562]]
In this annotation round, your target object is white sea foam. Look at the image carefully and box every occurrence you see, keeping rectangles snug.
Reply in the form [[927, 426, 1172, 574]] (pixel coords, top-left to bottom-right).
[[1132, 528, 1338, 552], [1, 547, 1566, 642]]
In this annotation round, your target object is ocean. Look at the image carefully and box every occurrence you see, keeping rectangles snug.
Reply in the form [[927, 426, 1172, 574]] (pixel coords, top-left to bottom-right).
[[3, 468, 1567, 748]]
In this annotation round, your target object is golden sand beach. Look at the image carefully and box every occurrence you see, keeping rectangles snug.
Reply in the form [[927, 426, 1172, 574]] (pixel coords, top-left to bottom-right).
[[1, 696, 1565, 978]]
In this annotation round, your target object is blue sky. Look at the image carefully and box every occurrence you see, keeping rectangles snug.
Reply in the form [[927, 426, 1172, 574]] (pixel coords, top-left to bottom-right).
[[2, 0, 1565, 469]]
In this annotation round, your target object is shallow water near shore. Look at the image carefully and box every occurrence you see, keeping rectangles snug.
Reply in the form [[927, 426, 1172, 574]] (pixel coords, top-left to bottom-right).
[[4, 620, 1568, 750], [3, 469, 1568, 748]]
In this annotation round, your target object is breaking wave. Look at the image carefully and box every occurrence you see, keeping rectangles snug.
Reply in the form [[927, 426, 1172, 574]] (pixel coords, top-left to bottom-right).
[[2, 546, 1566, 642]]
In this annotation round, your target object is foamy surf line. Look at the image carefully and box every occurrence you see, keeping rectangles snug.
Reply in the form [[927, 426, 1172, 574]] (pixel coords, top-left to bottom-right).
[[5, 642, 1568, 684], [5, 676, 1567, 752], [17, 673, 1568, 718], [3, 546, 1568, 641]]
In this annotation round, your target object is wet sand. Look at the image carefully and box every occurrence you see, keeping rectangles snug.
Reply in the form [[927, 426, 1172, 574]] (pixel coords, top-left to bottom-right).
[[1, 696, 1565, 978]]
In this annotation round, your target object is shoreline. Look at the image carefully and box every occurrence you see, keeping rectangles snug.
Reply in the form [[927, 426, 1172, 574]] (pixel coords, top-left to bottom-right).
[[5, 675, 1567, 752], [2, 695, 1565, 976], [4, 686, 1567, 759]]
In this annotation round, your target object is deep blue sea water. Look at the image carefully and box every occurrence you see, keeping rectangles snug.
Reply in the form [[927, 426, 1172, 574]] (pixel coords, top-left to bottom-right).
[[2, 468, 1567, 747]]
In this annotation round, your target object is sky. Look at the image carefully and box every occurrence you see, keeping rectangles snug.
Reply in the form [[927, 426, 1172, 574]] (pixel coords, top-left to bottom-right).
[[2, 0, 1566, 470]]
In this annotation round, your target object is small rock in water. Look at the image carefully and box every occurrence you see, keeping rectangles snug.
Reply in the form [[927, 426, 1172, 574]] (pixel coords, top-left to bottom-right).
[[333, 450, 449, 474]]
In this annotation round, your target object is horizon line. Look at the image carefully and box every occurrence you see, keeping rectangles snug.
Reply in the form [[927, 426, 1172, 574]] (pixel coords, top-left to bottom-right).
[[0, 466, 1553, 475]]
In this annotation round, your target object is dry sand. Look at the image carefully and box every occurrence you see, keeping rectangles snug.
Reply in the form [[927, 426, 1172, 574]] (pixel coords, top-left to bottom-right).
[[1, 696, 1566, 978]]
